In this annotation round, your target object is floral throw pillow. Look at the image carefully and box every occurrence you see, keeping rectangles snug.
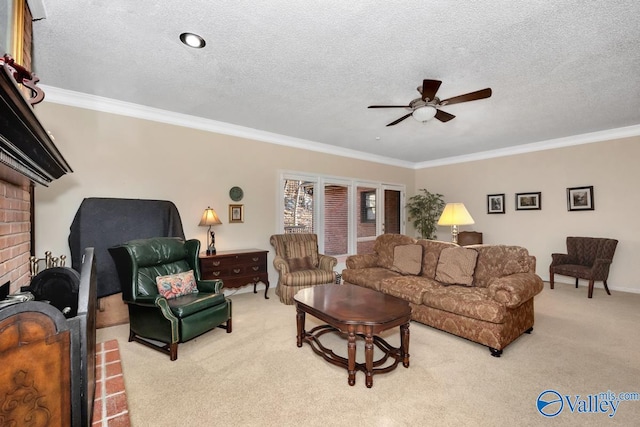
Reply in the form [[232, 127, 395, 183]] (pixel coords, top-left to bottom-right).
[[156, 270, 198, 299]]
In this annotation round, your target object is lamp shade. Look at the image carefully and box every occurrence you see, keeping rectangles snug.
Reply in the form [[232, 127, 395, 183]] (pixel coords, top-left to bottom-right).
[[198, 207, 222, 226], [437, 203, 475, 226]]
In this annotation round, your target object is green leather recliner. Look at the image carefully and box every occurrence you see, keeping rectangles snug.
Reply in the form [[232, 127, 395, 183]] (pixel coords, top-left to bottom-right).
[[109, 237, 232, 360]]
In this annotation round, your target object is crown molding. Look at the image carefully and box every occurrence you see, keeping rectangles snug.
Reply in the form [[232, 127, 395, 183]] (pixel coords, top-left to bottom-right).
[[413, 124, 640, 169], [39, 85, 414, 169], [40, 85, 640, 171]]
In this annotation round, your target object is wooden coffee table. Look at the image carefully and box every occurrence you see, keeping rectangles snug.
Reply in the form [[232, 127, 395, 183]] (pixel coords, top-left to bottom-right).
[[294, 284, 411, 388]]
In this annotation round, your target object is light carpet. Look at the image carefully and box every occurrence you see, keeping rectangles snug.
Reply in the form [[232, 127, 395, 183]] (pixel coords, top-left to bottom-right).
[[96, 282, 640, 426]]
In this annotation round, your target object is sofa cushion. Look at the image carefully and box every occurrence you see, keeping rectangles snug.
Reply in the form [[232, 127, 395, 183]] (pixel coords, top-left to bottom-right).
[[285, 240, 319, 267], [391, 244, 423, 275], [435, 247, 478, 286], [167, 291, 226, 318], [473, 245, 530, 288], [373, 234, 417, 269], [417, 239, 459, 279], [282, 269, 335, 287], [421, 285, 506, 323], [156, 270, 198, 299], [342, 267, 403, 291], [380, 276, 441, 304], [287, 256, 315, 272]]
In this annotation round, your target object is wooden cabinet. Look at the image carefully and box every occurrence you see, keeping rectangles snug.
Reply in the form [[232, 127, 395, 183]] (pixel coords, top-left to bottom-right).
[[199, 249, 270, 299]]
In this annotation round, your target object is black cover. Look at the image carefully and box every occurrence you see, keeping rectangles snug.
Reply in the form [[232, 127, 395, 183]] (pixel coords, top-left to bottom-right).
[[68, 198, 185, 298]]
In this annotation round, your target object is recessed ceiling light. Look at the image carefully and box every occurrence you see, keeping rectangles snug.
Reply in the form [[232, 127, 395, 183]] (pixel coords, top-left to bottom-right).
[[180, 32, 206, 48]]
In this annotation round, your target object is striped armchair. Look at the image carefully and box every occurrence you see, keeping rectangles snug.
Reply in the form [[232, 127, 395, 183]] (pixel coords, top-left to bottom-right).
[[270, 233, 338, 304]]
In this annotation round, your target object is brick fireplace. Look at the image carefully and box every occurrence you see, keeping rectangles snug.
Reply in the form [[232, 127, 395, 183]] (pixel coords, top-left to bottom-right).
[[1, 0, 36, 294], [0, 172, 32, 293]]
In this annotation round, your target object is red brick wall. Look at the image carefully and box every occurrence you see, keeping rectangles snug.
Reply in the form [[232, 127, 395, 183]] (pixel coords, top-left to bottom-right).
[[1, 1, 34, 293], [324, 186, 348, 255], [0, 179, 31, 292]]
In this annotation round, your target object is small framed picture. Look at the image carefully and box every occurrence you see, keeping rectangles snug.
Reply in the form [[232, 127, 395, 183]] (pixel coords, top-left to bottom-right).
[[567, 186, 594, 211], [229, 204, 244, 223], [487, 194, 505, 214], [516, 192, 541, 210]]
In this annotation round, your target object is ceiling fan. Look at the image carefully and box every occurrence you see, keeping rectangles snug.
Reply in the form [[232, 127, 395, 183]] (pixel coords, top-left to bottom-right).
[[368, 79, 492, 126]]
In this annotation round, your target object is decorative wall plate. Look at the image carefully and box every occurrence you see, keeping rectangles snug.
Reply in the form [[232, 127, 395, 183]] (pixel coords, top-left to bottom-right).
[[229, 186, 244, 202]]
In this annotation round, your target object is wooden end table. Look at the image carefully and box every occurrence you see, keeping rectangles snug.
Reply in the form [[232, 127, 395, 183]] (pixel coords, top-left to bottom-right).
[[294, 284, 410, 388], [199, 249, 269, 298]]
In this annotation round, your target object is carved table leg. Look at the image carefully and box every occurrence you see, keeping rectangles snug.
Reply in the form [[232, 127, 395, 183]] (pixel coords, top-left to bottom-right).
[[365, 331, 374, 388], [296, 308, 305, 348], [348, 329, 356, 386], [401, 322, 410, 368]]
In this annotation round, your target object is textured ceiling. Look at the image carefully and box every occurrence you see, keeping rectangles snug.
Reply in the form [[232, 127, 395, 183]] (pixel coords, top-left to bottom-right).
[[31, 1, 640, 165]]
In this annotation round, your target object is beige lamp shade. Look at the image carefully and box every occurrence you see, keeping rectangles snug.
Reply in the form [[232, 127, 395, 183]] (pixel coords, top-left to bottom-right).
[[199, 207, 222, 226], [438, 203, 475, 226]]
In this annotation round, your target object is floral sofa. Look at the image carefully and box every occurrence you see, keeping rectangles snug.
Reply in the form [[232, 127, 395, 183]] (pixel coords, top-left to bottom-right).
[[341, 234, 543, 356]]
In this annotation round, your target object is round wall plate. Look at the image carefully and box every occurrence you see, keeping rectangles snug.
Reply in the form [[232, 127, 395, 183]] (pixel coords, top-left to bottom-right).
[[229, 186, 244, 201]]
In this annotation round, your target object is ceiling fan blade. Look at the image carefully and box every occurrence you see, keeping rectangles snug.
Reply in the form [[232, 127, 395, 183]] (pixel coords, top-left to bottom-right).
[[368, 105, 409, 108], [386, 113, 413, 127], [420, 79, 442, 101], [435, 109, 455, 122], [441, 88, 492, 105]]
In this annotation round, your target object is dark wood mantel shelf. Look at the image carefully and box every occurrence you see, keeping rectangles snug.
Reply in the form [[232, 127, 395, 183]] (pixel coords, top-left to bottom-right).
[[0, 61, 72, 186]]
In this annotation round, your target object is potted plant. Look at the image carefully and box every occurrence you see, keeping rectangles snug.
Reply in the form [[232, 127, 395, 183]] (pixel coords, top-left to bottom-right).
[[406, 189, 445, 239]]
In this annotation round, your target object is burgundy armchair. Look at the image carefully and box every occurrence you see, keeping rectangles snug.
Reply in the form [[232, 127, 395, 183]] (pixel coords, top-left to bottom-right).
[[549, 237, 618, 298]]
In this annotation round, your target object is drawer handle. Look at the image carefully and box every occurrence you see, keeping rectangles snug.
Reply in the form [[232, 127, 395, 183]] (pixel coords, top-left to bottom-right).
[[252, 266, 259, 271], [253, 276, 260, 281], [252, 257, 259, 261], [233, 268, 241, 274], [212, 261, 221, 266], [212, 271, 221, 277]]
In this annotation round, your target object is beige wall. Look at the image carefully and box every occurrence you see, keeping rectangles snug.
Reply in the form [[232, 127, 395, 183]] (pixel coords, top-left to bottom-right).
[[416, 136, 640, 293], [33, 103, 414, 288], [33, 102, 638, 295]]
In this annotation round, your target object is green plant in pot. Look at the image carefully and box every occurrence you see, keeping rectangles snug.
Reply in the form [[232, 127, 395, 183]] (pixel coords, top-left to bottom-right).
[[406, 189, 445, 239]]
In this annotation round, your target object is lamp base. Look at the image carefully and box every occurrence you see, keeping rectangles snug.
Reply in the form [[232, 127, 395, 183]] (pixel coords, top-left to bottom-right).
[[451, 225, 459, 244], [206, 246, 216, 255]]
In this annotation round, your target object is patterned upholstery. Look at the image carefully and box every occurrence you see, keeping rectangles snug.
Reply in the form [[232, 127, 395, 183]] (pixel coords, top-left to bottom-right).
[[549, 236, 618, 298], [343, 234, 544, 355], [270, 234, 338, 304]]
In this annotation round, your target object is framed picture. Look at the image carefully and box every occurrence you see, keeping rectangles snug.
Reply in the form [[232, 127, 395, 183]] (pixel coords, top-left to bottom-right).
[[515, 192, 541, 210], [487, 194, 505, 214], [229, 204, 244, 223], [567, 186, 594, 211]]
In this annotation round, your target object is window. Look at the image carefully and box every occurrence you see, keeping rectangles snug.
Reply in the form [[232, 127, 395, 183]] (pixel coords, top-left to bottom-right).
[[279, 171, 404, 256], [361, 191, 376, 223], [283, 179, 314, 234]]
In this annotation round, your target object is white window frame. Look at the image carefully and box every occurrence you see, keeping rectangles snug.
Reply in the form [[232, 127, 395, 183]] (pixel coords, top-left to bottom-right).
[[277, 170, 405, 256]]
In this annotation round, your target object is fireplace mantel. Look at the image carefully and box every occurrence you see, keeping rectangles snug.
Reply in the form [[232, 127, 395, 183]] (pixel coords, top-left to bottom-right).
[[0, 62, 72, 186]]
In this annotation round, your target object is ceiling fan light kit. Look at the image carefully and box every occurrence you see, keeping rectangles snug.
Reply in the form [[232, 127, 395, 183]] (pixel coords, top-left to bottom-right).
[[368, 79, 492, 127], [412, 105, 437, 123]]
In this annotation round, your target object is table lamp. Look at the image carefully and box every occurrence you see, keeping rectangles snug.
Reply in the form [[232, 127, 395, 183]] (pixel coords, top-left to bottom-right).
[[199, 207, 222, 255], [437, 203, 475, 244]]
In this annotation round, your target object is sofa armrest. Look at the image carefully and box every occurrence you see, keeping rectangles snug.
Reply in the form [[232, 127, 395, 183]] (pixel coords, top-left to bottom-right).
[[550, 253, 574, 267], [318, 254, 338, 272], [346, 253, 378, 269], [591, 258, 614, 280], [487, 273, 544, 308], [273, 255, 291, 274], [197, 279, 224, 293]]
